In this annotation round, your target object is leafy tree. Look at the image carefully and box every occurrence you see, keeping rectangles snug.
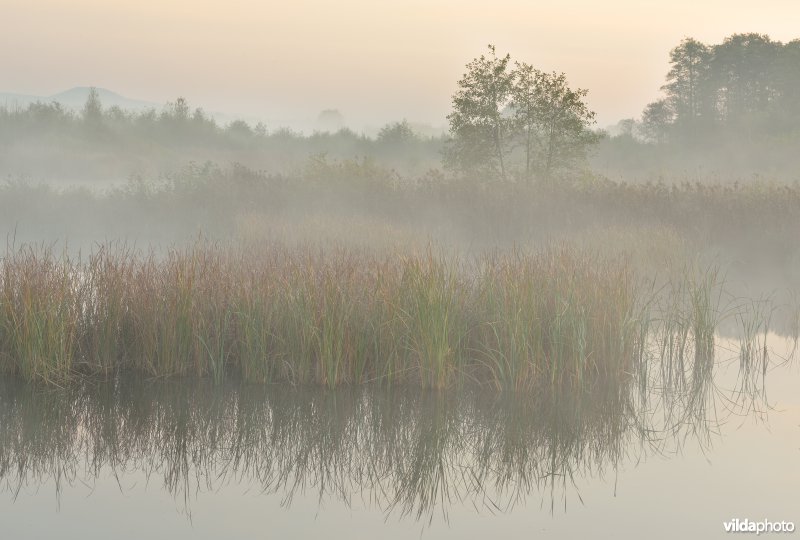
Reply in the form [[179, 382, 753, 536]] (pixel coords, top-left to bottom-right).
[[161, 96, 191, 125], [710, 33, 780, 126], [445, 45, 514, 180], [172, 97, 191, 121], [227, 119, 253, 134], [641, 32, 800, 142], [662, 38, 711, 134], [446, 45, 598, 183], [639, 99, 674, 144], [28, 101, 71, 127], [512, 65, 597, 183], [616, 118, 636, 138], [510, 62, 541, 181], [377, 120, 417, 145]]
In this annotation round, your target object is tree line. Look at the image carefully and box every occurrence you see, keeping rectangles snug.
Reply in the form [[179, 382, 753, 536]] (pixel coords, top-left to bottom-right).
[[3, 35, 798, 184], [0, 89, 444, 179], [639, 33, 800, 143], [1, 88, 439, 149]]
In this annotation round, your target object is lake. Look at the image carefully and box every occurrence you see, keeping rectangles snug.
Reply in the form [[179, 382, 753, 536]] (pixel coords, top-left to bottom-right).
[[1, 336, 797, 539]]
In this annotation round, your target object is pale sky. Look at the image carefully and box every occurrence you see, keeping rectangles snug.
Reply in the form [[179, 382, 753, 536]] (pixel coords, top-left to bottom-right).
[[3, 0, 799, 130]]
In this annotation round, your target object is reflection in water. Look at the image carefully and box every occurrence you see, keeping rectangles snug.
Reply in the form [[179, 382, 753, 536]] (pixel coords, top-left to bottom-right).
[[0, 338, 784, 524]]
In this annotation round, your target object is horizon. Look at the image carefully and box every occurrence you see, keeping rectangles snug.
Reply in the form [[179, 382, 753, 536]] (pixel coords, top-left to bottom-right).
[[4, 0, 800, 132], [0, 86, 449, 135]]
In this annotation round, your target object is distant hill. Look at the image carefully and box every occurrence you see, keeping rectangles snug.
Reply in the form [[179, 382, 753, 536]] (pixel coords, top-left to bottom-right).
[[0, 87, 160, 112]]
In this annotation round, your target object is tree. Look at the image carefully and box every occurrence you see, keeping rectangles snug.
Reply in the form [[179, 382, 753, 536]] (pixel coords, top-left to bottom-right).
[[445, 45, 514, 180], [639, 99, 674, 144], [162, 96, 191, 125], [773, 40, 800, 129], [82, 87, 103, 131], [662, 38, 711, 134], [644, 33, 799, 142], [510, 62, 541, 181], [446, 45, 598, 183], [254, 122, 268, 137], [615, 118, 636, 138], [512, 65, 597, 183], [377, 120, 417, 145], [710, 33, 780, 127]]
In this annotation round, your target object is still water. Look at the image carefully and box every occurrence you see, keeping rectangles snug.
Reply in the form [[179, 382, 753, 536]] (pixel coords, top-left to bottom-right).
[[1, 337, 797, 539]]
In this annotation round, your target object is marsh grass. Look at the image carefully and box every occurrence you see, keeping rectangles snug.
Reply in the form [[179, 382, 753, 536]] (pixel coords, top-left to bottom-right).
[[472, 249, 639, 394], [644, 263, 727, 437], [0, 241, 774, 391], [0, 245, 80, 384]]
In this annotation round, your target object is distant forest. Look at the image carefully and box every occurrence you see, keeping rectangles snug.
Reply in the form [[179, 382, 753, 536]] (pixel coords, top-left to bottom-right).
[[596, 33, 800, 182], [2, 32, 799, 184], [0, 91, 445, 182], [642, 33, 800, 141]]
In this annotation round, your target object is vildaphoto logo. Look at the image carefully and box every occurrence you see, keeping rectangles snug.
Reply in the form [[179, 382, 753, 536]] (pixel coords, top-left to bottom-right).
[[723, 519, 796, 535]]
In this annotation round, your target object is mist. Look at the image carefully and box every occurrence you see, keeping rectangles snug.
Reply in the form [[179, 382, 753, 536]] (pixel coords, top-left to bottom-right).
[[2, 5, 800, 540], [3, 35, 799, 293]]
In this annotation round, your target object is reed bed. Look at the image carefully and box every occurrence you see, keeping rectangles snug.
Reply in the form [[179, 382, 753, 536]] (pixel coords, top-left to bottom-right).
[[0, 242, 728, 390]]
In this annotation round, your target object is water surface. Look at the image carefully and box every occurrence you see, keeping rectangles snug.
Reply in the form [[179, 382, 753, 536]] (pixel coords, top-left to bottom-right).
[[2, 337, 797, 539]]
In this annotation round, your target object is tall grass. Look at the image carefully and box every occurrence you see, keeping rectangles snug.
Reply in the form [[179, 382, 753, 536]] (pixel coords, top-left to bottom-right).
[[0, 241, 755, 390], [472, 249, 638, 393], [0, 245, 80, 383]]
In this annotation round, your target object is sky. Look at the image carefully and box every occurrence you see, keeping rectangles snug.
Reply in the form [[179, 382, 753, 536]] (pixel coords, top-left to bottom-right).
[[3, 0, 800, 131]]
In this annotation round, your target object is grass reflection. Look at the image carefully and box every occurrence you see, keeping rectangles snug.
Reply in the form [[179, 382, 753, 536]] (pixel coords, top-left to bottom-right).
[[0, 342, 780, 523]]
